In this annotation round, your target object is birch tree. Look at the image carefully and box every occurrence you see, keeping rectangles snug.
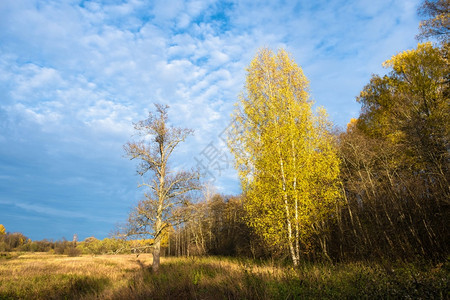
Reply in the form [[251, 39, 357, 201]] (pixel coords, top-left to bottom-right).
[[228, 48, 341, 265], [124, 104, 200, 271]]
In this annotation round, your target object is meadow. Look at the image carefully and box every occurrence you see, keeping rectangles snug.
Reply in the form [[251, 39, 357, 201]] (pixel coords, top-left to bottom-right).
[[0, 252, 448, 299]]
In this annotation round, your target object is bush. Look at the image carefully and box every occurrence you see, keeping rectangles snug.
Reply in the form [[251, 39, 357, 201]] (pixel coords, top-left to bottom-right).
[[64, 247, 81, 257], [0, 241, 10, 252]]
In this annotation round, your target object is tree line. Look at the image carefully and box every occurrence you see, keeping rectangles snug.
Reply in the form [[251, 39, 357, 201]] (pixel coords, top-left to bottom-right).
[[0, 224, 153, 256]]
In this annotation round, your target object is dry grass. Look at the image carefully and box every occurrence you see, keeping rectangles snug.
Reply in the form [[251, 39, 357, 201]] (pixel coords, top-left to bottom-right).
[[0, 252, 151, 299], [0, 252, 448, 299]]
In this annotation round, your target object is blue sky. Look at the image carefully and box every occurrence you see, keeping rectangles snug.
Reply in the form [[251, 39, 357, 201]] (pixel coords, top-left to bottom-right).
[[0, 0, 421, 241]]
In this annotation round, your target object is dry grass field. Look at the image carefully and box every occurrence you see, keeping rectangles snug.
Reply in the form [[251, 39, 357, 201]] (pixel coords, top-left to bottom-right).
[[0, 252, 151, 299], [0, 252, 448, 299]]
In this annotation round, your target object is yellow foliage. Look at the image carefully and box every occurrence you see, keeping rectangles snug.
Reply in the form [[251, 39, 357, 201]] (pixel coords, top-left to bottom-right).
[[128, 238, 154, 248], [358, 42, 448, 142], [0, 224, 5, 236], [228, 48, 341, 264], [346, 118, 358, 132]]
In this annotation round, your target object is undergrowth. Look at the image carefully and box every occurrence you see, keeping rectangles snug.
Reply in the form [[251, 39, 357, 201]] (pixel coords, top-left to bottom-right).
[[112, 256, 449, 299]]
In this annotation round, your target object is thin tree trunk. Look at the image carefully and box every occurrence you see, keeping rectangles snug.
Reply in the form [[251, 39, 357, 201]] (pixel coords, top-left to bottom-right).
[[168, 231, 171, 256], [291, 139, 300, 263], [175, 229, 179, 257], [278, 140, 298, 266], [186, 228, 190, 257]]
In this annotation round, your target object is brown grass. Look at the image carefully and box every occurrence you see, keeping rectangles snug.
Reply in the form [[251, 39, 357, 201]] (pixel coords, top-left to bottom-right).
[[0, 252, 151, 299]]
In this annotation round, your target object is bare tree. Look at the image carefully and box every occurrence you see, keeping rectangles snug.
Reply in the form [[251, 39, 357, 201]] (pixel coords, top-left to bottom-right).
[[124, 104, 200, 272]]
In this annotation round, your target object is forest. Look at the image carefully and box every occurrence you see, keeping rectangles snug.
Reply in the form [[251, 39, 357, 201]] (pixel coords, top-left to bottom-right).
[[0, 1, 448, 298]]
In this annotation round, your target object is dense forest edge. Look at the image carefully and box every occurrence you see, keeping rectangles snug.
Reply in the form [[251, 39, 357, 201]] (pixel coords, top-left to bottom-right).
[[0, 1, 449, 298]]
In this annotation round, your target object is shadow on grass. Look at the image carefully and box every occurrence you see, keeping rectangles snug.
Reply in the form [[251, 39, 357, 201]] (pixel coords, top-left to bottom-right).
[[0, 274, 110, 300], [113, 259, 248, 300], [111, 257, 449, 300]]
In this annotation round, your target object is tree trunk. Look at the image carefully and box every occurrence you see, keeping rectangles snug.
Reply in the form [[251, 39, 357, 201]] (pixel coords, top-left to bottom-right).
[[285, 193, 299, 266], [176, 230, 179, 257], [152, 239, 161, 272], [168, 231, 171, 256], [152, 216, 162, 272]]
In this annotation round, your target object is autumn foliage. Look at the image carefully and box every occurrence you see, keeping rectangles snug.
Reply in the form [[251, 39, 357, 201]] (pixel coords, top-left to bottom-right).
[[227, 49, 341, 265]]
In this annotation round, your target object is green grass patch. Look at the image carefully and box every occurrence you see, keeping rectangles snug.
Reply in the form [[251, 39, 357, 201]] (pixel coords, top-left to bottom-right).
[[0, 252, 19, 260]]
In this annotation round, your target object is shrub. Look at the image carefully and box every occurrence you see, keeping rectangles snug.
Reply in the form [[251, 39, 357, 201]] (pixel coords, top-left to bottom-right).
[[64, 247, 81, 257]]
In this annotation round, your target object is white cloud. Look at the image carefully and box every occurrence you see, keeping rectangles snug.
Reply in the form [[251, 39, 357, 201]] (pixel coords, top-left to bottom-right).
[[82, 99, 136, 137], [0, 0, 423, 239]]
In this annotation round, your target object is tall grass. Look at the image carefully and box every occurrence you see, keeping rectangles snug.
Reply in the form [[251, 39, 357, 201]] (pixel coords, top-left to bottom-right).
[[113, 256, 449, 299], [0, 253, 448, 299]]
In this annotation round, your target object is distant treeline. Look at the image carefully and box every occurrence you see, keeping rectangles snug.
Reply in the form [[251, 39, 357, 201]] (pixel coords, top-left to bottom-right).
[[0, 228, 152, 256]]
